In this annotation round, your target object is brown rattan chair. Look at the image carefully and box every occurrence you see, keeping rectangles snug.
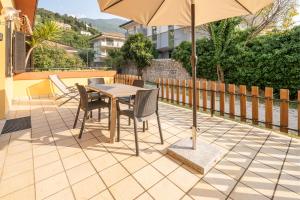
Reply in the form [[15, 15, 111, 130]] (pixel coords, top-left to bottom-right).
[[117, 88, 163, 156], [73, 83, 110, 139]]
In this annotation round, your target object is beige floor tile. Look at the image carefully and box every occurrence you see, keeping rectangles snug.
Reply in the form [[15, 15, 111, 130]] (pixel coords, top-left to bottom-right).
[[35, 160, 64, 182], [72, 174, 106, 200], [139, 148, 163, 163], [215, 159, 245, 180], [90, 190, 114, 200], [2, 159, 33, 180], [91, 153, 118, 172], [148, 178, 184, 200], [135, 192, 154, 200], [229, 182, 269, 200], [278, 172, 300, 194], [35, 172, 69, 200], [248, 161, 280, 182], [58, 143, 82, 158], [151, 156, 180, 176], [62, 152, 88, 170], [224, 151, 252, 168], [34, 150, 60, 168], [0, 185, 35, 200], [168, 166, 199, 192], [133, 165, 164, 189], [4, 150, 33, 166], [188, 180, 226, 200], [66, 161, 96, 184], [121, 156, 148, 173], [109, 176, 144, 200], [99, 163, 129, 187], [204, 168, 236, 195], [44, 187, 74, 200], [7, 142, 32, 155], [241, 171, 276, 198], [273, 185, 300, 200]]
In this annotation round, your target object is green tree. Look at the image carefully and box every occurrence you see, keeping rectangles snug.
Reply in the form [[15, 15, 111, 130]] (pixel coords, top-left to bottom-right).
[[121, 33, 154, 77], [105, 48, 125, 71], [25, 21, 62, 68]]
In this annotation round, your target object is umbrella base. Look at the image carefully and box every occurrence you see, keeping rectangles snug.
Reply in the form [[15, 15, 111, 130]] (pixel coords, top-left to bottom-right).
[[167, 138, 225, 174]]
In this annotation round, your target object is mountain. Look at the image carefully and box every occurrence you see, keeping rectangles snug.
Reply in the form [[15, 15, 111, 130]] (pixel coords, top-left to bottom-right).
[[80, 18, 128, 33]]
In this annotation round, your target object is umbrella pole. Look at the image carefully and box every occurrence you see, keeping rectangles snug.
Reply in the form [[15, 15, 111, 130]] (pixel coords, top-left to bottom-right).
[[191, 0, 198, 150]]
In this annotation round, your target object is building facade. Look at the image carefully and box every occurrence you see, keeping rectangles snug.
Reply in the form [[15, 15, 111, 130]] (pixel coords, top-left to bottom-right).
[[120, 20, 207, 58], [91, 32, 125, 67]]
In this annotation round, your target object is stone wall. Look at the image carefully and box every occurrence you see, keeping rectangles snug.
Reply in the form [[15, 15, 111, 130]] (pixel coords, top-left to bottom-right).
[[122, 59, 190, 82]]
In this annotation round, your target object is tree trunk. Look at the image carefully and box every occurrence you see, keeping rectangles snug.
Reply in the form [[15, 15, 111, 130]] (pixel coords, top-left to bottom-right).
[[216, 64, 224, 82], [25, 47, 35, 71]]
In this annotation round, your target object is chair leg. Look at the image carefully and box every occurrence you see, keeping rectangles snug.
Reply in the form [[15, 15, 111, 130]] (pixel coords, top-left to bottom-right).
[[117, 112, 120, 142], [79, 111, 88, 139], [108, 106, 111, 129], [128, 104, 131, 125], [133, 118, 139, 156], [73, 104, 80, 129], [146, 121, 149, 130], [143, 121, 146, 132], [98, 108, 101, 122], [156, 112, 163, 144]]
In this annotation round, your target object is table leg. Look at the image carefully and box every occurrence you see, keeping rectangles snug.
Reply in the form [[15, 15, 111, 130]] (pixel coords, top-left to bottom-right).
[[110, 97, 117, 143]]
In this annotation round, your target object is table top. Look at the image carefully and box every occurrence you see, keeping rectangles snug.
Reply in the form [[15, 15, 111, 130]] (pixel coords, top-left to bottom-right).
[[87, 83, 147, 98]]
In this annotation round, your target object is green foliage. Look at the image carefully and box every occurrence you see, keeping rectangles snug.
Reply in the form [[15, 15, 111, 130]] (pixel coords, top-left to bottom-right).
[[172, 26, 300, 99], [121, 34, 154, 76], [33, 47, 84, 70], [105, 49, 125, 71], [78, 49, 95, 67], [59, 30, 91, 49]]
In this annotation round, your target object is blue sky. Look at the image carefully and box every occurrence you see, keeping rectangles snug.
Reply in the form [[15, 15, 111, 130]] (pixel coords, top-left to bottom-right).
[[39, 0, 300, 23]]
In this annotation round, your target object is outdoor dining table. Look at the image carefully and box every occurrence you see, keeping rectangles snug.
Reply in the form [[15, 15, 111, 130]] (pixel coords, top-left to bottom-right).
[[86, 83, 146, 143]]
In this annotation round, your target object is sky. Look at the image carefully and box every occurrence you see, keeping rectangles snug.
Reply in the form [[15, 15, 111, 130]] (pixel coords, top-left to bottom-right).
[[39, 0, 300, 23]]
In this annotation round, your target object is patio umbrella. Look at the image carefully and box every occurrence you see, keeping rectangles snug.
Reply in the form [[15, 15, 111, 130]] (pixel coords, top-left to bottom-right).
[[98, 0, 273, 149]]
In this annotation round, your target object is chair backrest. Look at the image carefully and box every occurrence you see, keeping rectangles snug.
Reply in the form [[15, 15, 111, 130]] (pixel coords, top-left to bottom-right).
[[75, 83, 89, 110], [88, 78, 105, 85], [134, 88, 159, 118], [49, 74, 69, 94], [132, 80, 144, 88]]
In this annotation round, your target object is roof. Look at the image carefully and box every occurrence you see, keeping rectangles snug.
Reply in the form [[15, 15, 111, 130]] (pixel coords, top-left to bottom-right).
[[45, 41, 78, 53], [90, 32, 125, 42]]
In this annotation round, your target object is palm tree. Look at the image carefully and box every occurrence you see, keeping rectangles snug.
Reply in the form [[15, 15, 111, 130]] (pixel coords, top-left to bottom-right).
[[25, 21, 61, 68]]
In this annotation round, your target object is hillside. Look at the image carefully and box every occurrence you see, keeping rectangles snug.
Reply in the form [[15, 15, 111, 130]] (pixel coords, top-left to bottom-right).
[[80, 18, 127, 33]]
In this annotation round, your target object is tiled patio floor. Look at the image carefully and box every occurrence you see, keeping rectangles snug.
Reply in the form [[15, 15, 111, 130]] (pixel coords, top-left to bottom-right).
[[0, 98, 299, 200]]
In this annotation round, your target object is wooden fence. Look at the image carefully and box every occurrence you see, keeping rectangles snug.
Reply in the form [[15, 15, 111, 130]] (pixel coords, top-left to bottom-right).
[[114, 74, 300, 136]]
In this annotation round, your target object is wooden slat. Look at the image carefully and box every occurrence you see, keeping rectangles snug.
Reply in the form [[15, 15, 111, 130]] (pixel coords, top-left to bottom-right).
[[219, 82, 225, 116], [171, 79, 174, 103], [251, 86, 259, 125], [210, 81, 216, 116], [182, 80, 186, 106], [166, 79, 170, 101], [188, 80, 192, 107], [161, 78, 164, 99], [196, 80, 200, 110], [229, 84, 235, 119], [280, 89, 289, 133], [265, 87, 273, 129], [176, 79, 180, 104], [240, 85, 247, 122], [202, 80, 207, 111], [298, 91, 300, 136]]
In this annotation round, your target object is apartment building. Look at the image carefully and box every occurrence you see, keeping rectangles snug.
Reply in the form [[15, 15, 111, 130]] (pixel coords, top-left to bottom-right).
[[90, 32, 125, 67], [120, 20, 207, 58]]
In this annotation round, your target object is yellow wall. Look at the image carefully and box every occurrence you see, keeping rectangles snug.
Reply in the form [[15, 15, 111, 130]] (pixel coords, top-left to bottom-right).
[[13, 77, 114, 98]]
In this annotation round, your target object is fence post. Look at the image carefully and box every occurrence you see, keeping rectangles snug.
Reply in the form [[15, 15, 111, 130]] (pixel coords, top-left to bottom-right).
[[280, 89, 289, 133], [182, 80, 186, 106], [202, 80, 207, 111], [161, 78, 164, 100], [240, 85, 247, 122], [156, 78, 160, 97], [166, 79, 170, 101], [210, 81, 216, 116], [298, 91, 300, 136], [196, 80, 200, 110], [171, 79, 174, 103], [176, 79, 180, 105], [229, 84, 235, 119], [251, 86, 259, 125], [188, 79, 192, 107], [265, 87, 273, 129], [219, 82, 225, 116]]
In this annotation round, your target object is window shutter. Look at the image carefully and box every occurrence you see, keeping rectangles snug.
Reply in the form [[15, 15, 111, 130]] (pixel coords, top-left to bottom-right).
[[5, 23, 12, 77], [13, 31, 26, 74]]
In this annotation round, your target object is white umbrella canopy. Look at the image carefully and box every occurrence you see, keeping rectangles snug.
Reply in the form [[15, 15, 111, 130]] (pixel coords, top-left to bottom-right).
[[98, 0, 273, 26], [98, 0, 273, 149]]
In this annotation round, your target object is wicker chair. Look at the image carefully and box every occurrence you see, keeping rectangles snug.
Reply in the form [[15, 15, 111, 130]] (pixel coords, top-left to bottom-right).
[[117, 88, 163, 156], [73, 84, 110, 139]]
